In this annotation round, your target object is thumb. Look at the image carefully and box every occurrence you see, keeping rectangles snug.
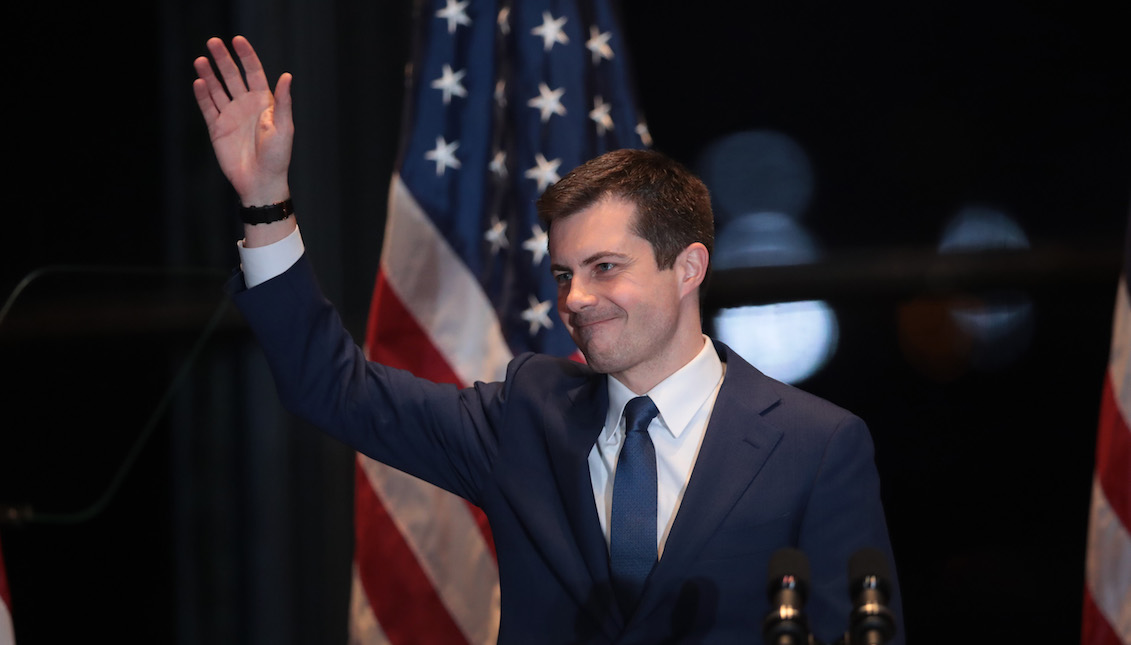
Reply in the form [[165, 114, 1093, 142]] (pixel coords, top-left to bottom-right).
[[274, 72, 294, 133]]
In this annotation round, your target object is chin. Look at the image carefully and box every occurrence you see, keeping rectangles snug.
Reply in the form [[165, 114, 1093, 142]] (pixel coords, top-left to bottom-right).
[[577, 350, 622, 375]]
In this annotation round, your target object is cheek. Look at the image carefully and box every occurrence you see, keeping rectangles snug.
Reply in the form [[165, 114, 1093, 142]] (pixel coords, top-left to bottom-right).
[[621, 288, 674, 329], [604, 284, 645, 316]]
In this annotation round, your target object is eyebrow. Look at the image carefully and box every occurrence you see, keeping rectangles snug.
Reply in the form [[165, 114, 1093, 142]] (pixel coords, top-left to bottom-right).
[[551, 251, 632, 273]]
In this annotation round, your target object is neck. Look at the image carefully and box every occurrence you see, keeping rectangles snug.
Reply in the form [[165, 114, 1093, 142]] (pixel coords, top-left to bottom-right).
[[612, 331, 706, 395]]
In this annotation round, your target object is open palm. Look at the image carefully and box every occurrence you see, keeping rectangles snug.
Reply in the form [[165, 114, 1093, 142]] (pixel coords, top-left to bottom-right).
[[193, 36, 293, 207]]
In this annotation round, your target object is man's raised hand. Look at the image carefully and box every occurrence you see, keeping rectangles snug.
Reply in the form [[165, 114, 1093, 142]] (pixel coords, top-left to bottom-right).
[[193, 36, 293, 208]]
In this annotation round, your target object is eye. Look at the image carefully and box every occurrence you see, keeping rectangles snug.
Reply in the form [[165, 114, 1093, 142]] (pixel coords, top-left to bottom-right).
[[553, 271, 572, 284], [596, 262, 615, 272]]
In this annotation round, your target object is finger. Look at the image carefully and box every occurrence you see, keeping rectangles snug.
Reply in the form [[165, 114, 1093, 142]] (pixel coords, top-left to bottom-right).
[[206, 36, 248, 98], [273, 73, 294, 133], [192, 77, 220, 125], [232, 35, 270, 93], [192, 55, 230, 111]]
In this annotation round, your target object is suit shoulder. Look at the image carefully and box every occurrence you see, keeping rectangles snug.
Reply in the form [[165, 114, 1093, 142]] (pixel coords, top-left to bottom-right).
[[503, 352, 599, 388], [770, 377, 855, 421], [748, 375, 875, 465], [721, 345, 863, 437]]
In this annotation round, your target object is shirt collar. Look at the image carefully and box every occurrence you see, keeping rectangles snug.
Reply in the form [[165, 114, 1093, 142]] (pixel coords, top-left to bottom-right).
[[602, 336, 724, 442]]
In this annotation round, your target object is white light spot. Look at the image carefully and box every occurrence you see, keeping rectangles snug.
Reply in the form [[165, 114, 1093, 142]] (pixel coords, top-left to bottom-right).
[[715, 302, 839, 384], [711, 212, 837, 383]]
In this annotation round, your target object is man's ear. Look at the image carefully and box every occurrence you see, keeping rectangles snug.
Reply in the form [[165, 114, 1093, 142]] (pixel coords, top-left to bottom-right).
[[676, 242, 709, 298]]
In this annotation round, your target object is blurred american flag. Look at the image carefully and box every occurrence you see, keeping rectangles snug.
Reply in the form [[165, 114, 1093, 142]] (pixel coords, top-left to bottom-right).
[[351, 0, 647, 641], [1081, 217, 1131, 645]]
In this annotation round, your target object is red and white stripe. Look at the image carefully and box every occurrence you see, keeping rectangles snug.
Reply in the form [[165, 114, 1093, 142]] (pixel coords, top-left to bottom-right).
[[1082, 275, 1131, 645], [349, 175, 508, 645], [1, 534, 15, 645]]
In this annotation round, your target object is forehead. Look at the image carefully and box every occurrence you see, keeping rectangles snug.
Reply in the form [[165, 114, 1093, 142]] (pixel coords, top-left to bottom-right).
[[548, 197, 639, 258]]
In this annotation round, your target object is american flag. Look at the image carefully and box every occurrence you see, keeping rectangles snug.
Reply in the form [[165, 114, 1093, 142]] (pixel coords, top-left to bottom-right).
[[1081, 216, 1131, 645], [351, 0, 647, 642], [0, 535, 13, 645]]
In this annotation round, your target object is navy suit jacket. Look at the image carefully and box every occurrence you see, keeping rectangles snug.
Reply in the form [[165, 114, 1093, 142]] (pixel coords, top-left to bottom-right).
[[232, 255, 904, 644]]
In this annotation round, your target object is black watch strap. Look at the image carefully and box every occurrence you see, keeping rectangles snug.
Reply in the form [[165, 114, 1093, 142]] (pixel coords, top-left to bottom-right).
[[240, 198, 294, 225]]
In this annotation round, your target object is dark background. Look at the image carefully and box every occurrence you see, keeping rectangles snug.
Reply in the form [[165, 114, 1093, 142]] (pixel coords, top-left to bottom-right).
[[1, 0, 1127, 643]]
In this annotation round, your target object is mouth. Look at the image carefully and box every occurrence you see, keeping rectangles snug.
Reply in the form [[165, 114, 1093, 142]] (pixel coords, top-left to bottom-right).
[[570, 315, 615, 330], [569, 316, 620, 346]]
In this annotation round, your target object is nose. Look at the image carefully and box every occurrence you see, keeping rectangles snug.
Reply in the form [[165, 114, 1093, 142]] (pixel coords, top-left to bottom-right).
[[562, 277, 597, 313]]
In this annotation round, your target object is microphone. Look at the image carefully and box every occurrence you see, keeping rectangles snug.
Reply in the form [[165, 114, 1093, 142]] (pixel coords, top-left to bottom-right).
[[844, 548, 896, 645], [763, 547, 811, 645]]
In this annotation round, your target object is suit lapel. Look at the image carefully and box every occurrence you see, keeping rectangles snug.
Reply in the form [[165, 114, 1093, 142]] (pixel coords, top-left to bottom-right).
[[544, 377, 619, 603], [495, 370, 627, 637], [630, 343, 785, 622]]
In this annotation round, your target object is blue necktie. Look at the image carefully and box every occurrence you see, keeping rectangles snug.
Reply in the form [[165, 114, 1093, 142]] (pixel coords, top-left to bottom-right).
[[610, 395, 660, 616]]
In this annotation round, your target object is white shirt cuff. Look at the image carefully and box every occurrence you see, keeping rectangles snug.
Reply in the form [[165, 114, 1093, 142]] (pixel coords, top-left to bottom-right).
[[237, 226, 305, 288]]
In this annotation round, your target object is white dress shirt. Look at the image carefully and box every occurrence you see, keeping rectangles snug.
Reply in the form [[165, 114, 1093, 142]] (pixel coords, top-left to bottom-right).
[[237, 226, 305, 288], [590, 338, 725, 557]]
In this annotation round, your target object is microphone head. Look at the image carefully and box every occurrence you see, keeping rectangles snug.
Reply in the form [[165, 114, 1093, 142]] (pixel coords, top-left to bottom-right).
[[848, 548, 891, 598], [847, 548, 896, 643], [763, 548, 811, 643], [766, 547, 811, 598]]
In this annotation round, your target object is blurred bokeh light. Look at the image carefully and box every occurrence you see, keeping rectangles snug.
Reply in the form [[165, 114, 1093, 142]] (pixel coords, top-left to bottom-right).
[[701, 130, 838, 384], [898, 205, 1035, 380]]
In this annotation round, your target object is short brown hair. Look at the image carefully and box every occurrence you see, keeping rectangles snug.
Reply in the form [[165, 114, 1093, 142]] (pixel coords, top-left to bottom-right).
[[537, 148, 714, 274]]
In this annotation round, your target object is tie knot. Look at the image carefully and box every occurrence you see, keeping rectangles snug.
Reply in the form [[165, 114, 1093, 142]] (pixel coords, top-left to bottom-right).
[[622, 396, 659, 436]]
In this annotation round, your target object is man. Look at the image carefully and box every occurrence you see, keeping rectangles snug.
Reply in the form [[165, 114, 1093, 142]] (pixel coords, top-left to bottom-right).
[[194, 36, 903, 644]]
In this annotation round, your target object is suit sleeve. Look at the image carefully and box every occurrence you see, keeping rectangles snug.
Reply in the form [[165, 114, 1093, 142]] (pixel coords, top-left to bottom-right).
[[229, 254, 515, 505], [798, 414, 905, 645]]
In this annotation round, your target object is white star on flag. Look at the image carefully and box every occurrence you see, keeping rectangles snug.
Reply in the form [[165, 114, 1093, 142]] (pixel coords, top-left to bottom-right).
[[431, 64, 468, 104], [490, 150, 508, 178], [424, 136, 461, 176], [531, 11, 569, 51], [521, 295, 554, 335], [636, 122, 653, 147], [497, 6, 511, 35], [590, 96, 614, 136], [525, 153, 562, 193], [494, 79, 507, 108], [528, 83, 567, 123], [485, 217, 509, 254], [586, 26, 614, 63], [436, 0, 471, 34], [523, 224, 549, 265]]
